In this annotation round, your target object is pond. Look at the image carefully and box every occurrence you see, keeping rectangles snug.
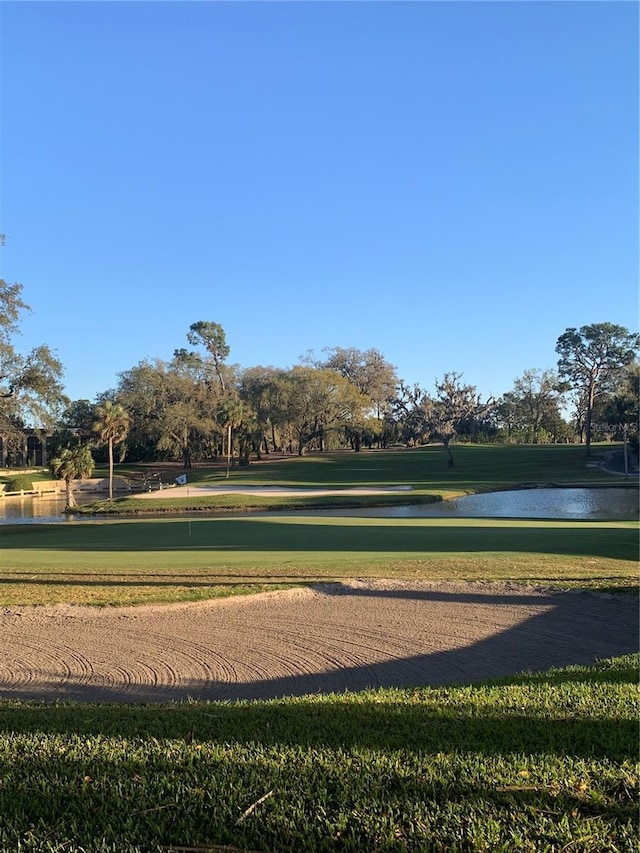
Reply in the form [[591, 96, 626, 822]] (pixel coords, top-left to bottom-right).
[[0, 493, 100, 524], [311, 488, 639, 521], [0, 487, 637, 524]]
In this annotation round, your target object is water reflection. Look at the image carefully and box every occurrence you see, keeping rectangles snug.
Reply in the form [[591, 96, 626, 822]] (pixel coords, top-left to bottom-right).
[[313, 488, 639, 521], [0, 493, 101, 524], [0, 487, 637, 524]]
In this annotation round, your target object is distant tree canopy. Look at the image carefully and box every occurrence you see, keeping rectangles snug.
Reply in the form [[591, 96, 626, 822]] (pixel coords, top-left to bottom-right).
[[281, 366, 369, 455], [591, 361, 640, 451], [316, 347, 398, 418], [60, 399, 97, 432], [316, 347, 398, 451], [115, 357, 218, 469], [556, 323, 640, 455], [428, 373, 495, 466], [496, 369, 570, 445], [4, 230, 635, 468], [388, 373, 495, 466], [185, 320, 231, 393], [0, 236, 67, 447], [43, 316, 638, 470], [112, 333, 393, 462]]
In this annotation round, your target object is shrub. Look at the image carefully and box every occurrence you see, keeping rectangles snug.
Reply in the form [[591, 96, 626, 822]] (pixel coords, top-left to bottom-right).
[[7, 475, 33, 492]]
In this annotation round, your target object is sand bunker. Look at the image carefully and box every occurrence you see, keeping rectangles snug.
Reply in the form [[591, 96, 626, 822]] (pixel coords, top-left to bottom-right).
[[2, 581, 637, 703]]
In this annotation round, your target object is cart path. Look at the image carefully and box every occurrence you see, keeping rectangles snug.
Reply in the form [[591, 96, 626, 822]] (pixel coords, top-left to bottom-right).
[[1, 581, 637, 703]]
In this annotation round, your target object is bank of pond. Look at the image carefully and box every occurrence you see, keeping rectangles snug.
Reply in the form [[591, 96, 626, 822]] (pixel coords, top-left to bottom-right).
[[2, 486, 638, 524]]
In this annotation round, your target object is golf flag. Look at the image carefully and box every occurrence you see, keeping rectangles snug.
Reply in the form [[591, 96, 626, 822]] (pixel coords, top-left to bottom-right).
[[175, 474, 188, 486]]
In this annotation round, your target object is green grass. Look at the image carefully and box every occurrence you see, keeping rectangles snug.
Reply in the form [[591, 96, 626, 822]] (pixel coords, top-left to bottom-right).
[[0, 467, 53, 486], [81, 490, 442, 516], [0, 655, 637, 852], [2, 445, 637, 605], [128, 443, 629, 487], [72, 443, 635, 515], [1, 515, 637, 605], [2, 446, 637, 850]]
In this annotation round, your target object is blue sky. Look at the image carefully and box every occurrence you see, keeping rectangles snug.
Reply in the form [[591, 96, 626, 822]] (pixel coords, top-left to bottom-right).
[[1, 1, 638, 408]]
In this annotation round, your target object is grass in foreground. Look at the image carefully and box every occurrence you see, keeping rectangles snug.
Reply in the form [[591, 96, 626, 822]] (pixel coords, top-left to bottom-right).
[[0, 655, 638, 852], [1, 516, 637, 605]]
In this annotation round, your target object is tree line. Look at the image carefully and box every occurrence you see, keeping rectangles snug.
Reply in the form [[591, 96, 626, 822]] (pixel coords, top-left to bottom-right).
[[1, 240, 638, 473]]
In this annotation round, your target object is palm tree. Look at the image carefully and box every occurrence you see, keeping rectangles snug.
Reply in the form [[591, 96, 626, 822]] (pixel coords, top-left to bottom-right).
[[218, 397, 246, 478], [49, 445, 95, 509], [93, 401, 131, 500]]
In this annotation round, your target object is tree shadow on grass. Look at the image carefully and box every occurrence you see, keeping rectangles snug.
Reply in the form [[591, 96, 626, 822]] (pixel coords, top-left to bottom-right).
[[1, 684, 637, 762], [5, 518, 639, 561]]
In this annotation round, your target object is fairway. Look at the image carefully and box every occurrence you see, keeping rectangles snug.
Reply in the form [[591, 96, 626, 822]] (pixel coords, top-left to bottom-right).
[[3, 444, 638, 605], [2, 515, 637, 605], [1, 421, 638, 853], [66, 442, 637, 516]]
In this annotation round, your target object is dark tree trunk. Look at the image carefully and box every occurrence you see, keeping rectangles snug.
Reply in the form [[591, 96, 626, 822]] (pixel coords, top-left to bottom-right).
[[108, 440, 114, 501], [226, 424, 232, 478], [585, 382, 596, 457], [239, 439, 251, 466]]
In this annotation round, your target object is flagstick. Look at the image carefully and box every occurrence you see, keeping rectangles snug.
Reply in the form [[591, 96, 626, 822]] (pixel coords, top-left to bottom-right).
[[176, 475, 192, 537]]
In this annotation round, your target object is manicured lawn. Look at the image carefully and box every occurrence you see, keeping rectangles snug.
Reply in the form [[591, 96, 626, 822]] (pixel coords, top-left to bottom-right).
[[1, 655, 637, 852], [2, 444, 637, 605], [68, 443, 634, 515], [2, 516, 637, 605], [113, 443, 627, 489], [2, 445, 637, 851]]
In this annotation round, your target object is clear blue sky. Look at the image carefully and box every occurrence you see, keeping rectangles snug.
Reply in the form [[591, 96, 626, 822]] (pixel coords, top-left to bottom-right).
[[1, 1, 638, 407]]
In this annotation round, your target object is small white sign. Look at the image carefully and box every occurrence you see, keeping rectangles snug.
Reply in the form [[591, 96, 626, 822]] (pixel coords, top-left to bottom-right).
[[175, 474, 188, 486]]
